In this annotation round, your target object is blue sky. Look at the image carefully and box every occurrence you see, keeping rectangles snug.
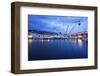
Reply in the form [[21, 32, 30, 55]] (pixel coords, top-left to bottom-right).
[[28, 15, 88, 34]]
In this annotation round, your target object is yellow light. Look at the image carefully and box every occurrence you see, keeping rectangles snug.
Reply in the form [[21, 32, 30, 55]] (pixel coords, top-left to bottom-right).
[[28, 38, 33, 44]]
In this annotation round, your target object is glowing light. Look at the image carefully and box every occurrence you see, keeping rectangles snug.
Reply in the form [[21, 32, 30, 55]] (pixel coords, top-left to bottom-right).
[[28, 39, 33, 44], [78, 35, 82, 38], [47, 39, 50, 42], [41, 39, 50, 42], [78, 39, 82, 47], [28, 35, 33, 39]]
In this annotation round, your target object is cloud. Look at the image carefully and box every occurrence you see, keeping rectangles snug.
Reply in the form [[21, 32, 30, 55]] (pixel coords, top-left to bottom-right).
[[28, 15, 88, 34]]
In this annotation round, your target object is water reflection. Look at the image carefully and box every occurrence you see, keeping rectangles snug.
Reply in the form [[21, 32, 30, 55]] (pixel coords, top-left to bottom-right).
[[28, 39, 88, 61], [41, 39, 50, 42], [78, 39, 82, 47], [28, 38, 33, 44]]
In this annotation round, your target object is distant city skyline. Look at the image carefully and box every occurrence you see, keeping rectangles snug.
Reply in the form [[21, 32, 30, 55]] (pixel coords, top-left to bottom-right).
[[28, 15, 88, 34]]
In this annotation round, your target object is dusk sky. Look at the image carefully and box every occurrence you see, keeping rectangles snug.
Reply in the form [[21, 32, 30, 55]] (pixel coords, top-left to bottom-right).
[[28, 15, 88, 34]]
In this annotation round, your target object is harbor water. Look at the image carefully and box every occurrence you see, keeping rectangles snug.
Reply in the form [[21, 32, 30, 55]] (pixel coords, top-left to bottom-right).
[[28, 39, 88, 61]]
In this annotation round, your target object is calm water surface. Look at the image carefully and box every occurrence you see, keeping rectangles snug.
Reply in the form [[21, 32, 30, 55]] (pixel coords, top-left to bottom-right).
[[28, 39, 88, 61]]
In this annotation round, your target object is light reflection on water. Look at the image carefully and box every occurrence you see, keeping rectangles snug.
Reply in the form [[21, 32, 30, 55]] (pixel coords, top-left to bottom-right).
[[28, 39, 88, 61], [41, 39, 50, 42], [78, 39, 83, 47], [28, 38, 33, 44]]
